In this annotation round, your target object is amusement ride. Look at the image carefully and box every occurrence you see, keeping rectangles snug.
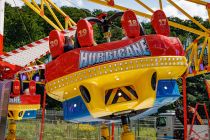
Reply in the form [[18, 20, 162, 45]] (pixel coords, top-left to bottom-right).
[[0, 0, 210, 140]]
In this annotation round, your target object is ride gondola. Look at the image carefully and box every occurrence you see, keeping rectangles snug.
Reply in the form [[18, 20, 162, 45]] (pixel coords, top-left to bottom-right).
[[45, 10, 187, 125]]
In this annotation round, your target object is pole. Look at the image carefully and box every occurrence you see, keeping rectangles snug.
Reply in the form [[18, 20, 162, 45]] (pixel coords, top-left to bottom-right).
[[6, 120, 17, 140], [137, 120, 140, 140], [39, 89, 47, 140], [0, 0, 5, 54], [182, 75, 188, 140], [112, 122, 115, 140], [0, 80, 11, 140]]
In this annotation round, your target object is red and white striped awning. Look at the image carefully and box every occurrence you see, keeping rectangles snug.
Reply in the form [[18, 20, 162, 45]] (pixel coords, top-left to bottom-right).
[[19, 64, 45, 73], [0, 28, 76, 68]]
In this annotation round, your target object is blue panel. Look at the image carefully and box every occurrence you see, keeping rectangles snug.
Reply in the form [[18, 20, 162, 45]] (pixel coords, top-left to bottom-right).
[[63, 96, 91, 121], [156, 80, 180, 97], [22, 110, 37, 119], [131, 80, 180, 120], [155, 79, 180, 106]]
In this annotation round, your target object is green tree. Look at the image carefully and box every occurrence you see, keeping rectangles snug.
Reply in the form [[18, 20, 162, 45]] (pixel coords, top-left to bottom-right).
[[4, 3, 46, 51]]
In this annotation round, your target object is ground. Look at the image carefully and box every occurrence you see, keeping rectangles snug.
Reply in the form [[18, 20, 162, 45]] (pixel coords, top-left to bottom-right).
[[7, 119, 156, 140]]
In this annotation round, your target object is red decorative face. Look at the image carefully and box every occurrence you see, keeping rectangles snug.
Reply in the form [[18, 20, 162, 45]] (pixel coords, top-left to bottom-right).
[[49, 39, 58, 49], [14, 86, 19, 90], [78, 29, 88, 37]]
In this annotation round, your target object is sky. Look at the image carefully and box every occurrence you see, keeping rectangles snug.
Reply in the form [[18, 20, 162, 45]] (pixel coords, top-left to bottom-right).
[[5, 0, 210, 20]]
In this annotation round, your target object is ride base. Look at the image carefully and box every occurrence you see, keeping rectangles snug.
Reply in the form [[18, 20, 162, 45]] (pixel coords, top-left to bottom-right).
[[47, 56, 187, 118]]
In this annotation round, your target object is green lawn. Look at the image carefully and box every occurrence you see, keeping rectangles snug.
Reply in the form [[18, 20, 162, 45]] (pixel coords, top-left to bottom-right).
[[7, 120, 156, 140]]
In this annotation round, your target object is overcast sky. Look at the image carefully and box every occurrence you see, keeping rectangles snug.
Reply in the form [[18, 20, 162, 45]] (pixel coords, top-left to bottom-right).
[[5, 0, 210, 20]]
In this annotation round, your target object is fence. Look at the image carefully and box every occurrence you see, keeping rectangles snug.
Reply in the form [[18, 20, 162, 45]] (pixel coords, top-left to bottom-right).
[[7, 110, 157, 140], [11, 119, 100, 140]]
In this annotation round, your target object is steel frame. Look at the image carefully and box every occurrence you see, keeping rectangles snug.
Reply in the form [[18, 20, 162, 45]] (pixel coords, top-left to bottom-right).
[[22, 0, 76, 31], [188, 103, 210, 138]]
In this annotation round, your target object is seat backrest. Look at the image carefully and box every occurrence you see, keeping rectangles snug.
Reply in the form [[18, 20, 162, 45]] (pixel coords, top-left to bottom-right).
[[151, 10, 170, 36], [121, 10, 140, 38], [13, 79, 20, 96], [77, 19, 94, 47], [29, 80, 36, 95], [49, 30, 65, 59]]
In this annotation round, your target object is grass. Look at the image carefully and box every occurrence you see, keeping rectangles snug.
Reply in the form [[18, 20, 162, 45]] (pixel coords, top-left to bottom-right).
[[7, 120, 156, 140]]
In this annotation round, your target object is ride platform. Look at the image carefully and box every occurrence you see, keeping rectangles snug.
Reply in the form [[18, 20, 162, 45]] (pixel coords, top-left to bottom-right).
[[8, 94, 40, 120], [45, 10, 188, 121], [8, 80, 41, 120], [46, 55, 187, 118]]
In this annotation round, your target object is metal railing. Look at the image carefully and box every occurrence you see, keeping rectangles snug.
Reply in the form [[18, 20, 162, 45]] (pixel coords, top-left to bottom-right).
[[11, 114, 157, 140]]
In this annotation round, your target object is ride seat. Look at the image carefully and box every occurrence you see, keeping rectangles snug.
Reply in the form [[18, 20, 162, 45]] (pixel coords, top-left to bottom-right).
[[151, 10, 170, 36], [13, 79, 20, 96], [76, 19, 95, 47], [49, 30, 65, 59], [121, 10, 140, 38], [29, 80, 36, 95]]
